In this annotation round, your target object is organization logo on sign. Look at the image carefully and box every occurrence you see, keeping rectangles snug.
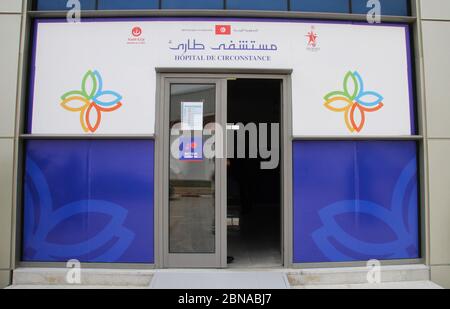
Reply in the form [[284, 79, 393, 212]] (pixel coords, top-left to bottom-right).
[[127, 26, 145, 44], [305, 26, 320, 51], [215, 24, 231, 35], [324, 71, 384, 133], [60, 70, 123, 133], [131, 26, 142, 37]]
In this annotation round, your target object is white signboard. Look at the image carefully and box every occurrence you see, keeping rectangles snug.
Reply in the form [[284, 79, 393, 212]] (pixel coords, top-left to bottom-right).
[[181, 102, 203, 131], [30, 19, 413, 136]]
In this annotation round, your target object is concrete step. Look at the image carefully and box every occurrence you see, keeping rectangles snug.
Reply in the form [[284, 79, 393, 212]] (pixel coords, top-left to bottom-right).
[[5, 284, 148, 290], [287, 264, 431, 287], [8, 280, 441, 289], [12, 268, 154, 287], [6, 284, 147, 289], [149, 271, 290, 289], [293, 281, 442, 289], [9, 264, 438, 289]]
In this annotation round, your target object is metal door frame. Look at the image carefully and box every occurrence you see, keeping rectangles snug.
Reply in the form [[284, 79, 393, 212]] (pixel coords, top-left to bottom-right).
[[155, 71, 292, 268], [159, 77, 227, 268]]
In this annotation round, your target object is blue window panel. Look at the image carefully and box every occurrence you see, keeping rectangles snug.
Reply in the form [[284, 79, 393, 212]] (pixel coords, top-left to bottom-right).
[[290, 0, 350, 13], [293, 141, 419, 263], [162, 0, 224, 9], [98, 0, 159, 10], [352, 0, 409, 16], [227, 0, 288, 11], [37, 0, 96, 10], [22, 140, 155, 263]]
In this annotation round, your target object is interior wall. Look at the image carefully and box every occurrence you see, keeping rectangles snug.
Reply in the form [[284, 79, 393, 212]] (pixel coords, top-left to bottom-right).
[[227, 79, 281, 207], [226, 78, 282, 267]]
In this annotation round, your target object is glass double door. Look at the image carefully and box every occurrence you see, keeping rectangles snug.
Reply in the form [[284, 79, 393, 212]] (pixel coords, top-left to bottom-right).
[[163, 78, 227, 268]]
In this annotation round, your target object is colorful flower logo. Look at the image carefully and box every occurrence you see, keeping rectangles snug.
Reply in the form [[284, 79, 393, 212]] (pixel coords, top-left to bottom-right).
[[324, 71, 384, 133], [60, 70, 123, 133]]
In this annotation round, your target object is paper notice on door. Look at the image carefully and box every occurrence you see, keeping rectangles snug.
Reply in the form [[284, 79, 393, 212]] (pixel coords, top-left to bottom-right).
[[181, 102, 203, 131]]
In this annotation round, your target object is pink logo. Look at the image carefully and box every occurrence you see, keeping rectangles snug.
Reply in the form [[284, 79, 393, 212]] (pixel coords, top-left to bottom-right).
[[132, 26, 142, 37], [306, 26, 318, 48]]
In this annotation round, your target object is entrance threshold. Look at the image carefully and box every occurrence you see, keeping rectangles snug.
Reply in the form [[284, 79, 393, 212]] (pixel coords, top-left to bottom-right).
[[150, 271, 289, 289], [9, 265, 438, 289]]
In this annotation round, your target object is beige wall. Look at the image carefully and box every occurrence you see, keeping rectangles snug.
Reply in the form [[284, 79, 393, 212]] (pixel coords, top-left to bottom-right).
[[0, 0, 22, 13], [420, 0, 450, 20], [420, 0, 450, 288], [0, 0, 22, 289]]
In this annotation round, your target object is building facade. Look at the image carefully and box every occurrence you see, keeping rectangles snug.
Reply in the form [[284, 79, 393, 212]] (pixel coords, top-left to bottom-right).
[[0, 0, 449, 288]]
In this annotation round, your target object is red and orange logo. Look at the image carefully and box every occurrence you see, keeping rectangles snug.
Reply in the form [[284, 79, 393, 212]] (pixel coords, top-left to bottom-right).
[[306, 26, 318, 48], [215, 25, 231, 35], [132, 26, 142, 37]]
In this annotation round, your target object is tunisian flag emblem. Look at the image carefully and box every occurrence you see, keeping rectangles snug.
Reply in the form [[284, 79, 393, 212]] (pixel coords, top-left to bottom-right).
[[215, 25, 231, 35]]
